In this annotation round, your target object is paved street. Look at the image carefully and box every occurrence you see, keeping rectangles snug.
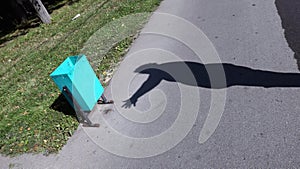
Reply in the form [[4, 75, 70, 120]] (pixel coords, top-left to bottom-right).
[[1, 0, 300, 168]]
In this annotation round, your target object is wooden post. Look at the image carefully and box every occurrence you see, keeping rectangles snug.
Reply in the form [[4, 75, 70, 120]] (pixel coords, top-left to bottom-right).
[[29, 0, 51, 24]]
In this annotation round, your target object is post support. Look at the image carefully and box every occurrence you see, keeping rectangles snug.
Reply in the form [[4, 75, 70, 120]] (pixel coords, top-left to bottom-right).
[[63, 86, 100, 127]]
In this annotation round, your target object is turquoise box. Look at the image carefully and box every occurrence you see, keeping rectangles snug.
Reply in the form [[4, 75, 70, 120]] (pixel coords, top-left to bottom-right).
[[50, 55, 104, 111]]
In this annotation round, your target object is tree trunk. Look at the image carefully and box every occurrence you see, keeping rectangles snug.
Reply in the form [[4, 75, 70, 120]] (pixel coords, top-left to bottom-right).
[[29, 0, 51, 24]]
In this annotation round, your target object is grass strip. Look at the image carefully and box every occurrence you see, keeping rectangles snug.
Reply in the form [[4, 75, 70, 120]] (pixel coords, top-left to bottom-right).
[[0, 0, 161, 156]]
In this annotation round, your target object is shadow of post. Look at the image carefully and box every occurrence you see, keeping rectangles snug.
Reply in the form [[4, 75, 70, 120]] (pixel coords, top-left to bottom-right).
[[50, 93, 76, 118]]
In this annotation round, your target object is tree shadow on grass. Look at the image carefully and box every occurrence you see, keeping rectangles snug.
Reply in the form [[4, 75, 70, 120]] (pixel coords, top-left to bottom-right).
[[0, 0, 80, 45]]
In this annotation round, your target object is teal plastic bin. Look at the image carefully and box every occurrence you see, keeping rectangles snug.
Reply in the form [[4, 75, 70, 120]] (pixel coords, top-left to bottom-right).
[[50, 55, 104, 111]]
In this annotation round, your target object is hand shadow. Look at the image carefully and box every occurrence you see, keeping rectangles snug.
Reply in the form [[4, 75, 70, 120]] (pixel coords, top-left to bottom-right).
[[122, 98, 137, 108]]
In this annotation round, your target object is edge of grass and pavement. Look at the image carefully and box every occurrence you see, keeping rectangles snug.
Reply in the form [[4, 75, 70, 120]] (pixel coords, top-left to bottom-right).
[[0, 0, 161, 156]]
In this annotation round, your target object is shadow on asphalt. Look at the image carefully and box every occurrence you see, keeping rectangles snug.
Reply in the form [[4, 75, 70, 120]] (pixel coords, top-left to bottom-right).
[[275, 0, 300, 70], [122, 62, 300, 108]]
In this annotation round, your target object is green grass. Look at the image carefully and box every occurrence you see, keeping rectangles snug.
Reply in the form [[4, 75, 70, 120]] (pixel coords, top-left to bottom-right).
[[98, 37, 134, 85], [0, 0, 161, 156]]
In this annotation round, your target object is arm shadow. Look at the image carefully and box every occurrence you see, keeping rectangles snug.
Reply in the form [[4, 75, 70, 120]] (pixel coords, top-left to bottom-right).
[[123, 61, 300, 108]]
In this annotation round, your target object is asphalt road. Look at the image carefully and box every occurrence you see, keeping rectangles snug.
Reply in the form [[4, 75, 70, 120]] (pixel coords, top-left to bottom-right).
[[1, 0, 300, 168]]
